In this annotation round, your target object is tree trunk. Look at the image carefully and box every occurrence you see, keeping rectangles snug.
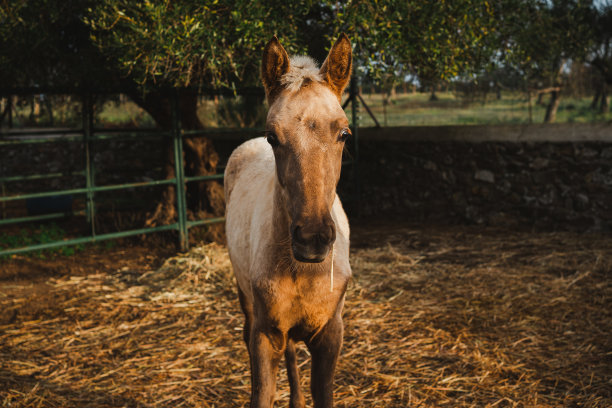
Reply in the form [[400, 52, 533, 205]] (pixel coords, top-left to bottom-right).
[[129, 89, 224, 230], [536, 92, 545, 106], [527, 91, 533, 124], [544, 90, 561, 123], [43, 96, 54, 126], [0, 97, 12, 126], [591, 86, 602, 110], [382, 89, 388, 127], [600, 84, 609, 114], [429, 86, 438, 101], [29, 96, 36, 122]]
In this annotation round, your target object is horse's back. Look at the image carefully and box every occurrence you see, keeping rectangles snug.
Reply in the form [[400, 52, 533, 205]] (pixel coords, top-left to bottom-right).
[[224, 137, 274, 204], [224, 137, 275, 295]]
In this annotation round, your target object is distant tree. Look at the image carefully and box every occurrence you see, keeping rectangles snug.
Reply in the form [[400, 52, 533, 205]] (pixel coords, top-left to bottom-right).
[[83, 1, 320, 224], [1, 0, 507, 225], [1, 0, 314, 225], [498, 0, 595, 122], [313, 1, 497, 101], [589, 1, 612, 113], [4, 0, 598, 229]]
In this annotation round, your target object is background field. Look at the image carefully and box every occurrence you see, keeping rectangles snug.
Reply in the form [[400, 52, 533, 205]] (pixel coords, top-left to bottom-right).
[[6, 91, 612, 130], [356, 92, 612, 127], [97, 91, 612, 129]]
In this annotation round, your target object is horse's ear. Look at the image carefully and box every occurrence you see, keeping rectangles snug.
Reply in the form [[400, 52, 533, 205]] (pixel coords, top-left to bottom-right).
[[320, 33, 352, 100], [262, 36, 290, 103]]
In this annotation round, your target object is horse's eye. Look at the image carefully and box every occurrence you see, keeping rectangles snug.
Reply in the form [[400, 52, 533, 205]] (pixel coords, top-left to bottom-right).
[[266, 132, 279, 147], [338, 128, 351, 142]]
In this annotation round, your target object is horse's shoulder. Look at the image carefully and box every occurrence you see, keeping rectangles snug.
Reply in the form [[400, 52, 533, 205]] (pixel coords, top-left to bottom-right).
[[224, 137, 272, 202]]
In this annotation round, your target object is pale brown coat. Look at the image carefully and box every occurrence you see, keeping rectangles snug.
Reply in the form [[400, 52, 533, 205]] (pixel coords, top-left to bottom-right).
[[225, 34, 353, 408]]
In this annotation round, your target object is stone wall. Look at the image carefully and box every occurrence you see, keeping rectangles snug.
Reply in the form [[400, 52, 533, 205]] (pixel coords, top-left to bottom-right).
[[4, 124, 609, 232], [352, 125, 612, 231]]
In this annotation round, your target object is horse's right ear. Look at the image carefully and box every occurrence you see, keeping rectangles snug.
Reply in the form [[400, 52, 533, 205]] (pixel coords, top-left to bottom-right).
[[320, 33, 352, 100], [262, 36, 290, 103]]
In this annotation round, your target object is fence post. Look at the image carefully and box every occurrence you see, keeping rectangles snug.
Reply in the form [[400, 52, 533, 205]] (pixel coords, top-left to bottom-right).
[[171, 91, 189, 251], [350, 76, 360, 216], [82, 93, 96, 236]]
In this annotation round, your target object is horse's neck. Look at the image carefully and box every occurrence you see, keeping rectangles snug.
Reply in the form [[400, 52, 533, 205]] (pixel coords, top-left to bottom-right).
[[270, 180, 333, 278]]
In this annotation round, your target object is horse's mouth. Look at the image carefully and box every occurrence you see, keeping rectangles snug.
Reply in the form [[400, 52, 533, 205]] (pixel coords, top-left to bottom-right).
[[291, 243, 330, 263]]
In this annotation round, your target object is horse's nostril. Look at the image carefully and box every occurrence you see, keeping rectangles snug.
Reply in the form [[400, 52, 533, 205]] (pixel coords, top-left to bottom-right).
[[319, 216, 336, 246], [292, 222, 335, 247], [318, 224, 334, 245], [293, 225, 315, 245], [291, 220, 335, 263], [291, 225, 300, 240]]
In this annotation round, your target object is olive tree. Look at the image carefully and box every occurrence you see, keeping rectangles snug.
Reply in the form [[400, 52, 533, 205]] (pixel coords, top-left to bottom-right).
[[6, 0, 585, 225], [497, 0, 595, 122], [589, 1, 612, 113]]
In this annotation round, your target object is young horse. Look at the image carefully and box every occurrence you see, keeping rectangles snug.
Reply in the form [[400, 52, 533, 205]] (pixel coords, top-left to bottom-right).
[[224, 35, 353, 408]]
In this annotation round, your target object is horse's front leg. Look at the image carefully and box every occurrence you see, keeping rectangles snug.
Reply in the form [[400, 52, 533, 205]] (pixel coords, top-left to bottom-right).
[[249, 324, 285, 408], [307, 316, 343, 408]]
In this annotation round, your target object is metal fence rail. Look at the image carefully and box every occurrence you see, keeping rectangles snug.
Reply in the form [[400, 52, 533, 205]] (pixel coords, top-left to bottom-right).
[[0, 92, 224, 256], [0, 85, 361, 257]]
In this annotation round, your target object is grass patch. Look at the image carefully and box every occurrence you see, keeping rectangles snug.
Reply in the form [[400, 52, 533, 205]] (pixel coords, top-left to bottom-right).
[[97, 100, 155, 128], [353, 91, 612, 127], [0, 223, 83, 259], [7, 91, 609, 129]]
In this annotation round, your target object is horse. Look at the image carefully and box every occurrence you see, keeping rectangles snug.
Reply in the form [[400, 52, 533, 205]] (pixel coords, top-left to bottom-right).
[[224, 34, 353, 408]]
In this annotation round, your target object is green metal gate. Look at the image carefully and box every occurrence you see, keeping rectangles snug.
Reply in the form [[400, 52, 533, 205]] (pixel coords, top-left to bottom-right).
[[0, 85, 363, 257], [0, 91, 226, 256]]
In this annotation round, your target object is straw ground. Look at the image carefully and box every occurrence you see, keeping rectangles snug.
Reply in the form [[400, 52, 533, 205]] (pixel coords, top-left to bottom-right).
[[1, 222, 611, 407]]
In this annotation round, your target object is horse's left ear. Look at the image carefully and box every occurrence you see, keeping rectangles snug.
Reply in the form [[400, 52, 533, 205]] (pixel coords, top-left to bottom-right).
[[320, 33, 352, 100], [262, 36, 290, 104]]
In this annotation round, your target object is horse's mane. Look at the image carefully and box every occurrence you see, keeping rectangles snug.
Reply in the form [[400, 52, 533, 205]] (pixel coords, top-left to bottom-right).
[[281, 56, 322, 92]]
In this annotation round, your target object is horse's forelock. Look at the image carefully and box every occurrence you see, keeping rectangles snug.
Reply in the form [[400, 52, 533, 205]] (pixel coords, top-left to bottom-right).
[[280, 56, 322, 92]]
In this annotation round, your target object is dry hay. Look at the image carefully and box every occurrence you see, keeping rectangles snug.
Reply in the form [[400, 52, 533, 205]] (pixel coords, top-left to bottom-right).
[[1, 226, 611, 407]]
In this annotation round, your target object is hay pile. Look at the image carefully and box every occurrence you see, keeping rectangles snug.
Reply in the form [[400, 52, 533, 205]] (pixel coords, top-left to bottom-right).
[[1, 226, 611, 407]]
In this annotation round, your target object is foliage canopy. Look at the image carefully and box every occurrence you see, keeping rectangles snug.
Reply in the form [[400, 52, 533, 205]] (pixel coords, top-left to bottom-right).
[[0, 0, 605, 91]]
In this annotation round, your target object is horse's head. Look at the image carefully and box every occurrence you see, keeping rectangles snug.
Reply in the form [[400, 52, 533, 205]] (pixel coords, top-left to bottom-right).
[[262, 35, 352, 263]]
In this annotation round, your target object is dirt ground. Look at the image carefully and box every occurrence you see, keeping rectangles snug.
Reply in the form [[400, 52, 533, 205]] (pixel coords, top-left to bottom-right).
[[1, 221, 611, 407]]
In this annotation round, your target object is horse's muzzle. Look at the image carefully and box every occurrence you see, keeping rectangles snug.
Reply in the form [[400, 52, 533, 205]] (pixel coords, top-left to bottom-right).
[[291, 219, 336, 263]]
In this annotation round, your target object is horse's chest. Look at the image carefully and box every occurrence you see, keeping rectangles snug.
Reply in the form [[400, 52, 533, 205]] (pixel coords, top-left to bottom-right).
[[257, 275, 342, 334], [292, 292, 336, 331]]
